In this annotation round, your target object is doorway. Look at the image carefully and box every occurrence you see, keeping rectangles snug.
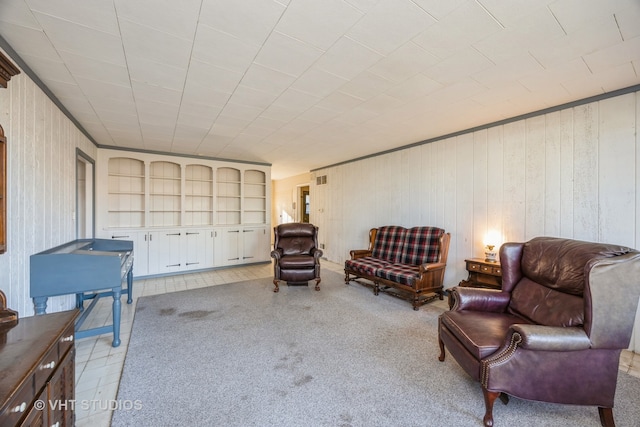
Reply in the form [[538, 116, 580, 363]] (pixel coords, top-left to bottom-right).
[[76, 149, 95, 239], [298, 185, 310, 223]]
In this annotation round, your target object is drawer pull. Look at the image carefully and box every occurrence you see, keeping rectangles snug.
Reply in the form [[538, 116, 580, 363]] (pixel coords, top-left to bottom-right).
[[10, 402, 27, 413], [61, 335, 74, 343], [40, 361, 56, 370]]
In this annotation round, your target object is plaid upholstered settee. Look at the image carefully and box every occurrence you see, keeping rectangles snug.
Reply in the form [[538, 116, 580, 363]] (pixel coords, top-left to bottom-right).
[[344, 226, 451, 310]]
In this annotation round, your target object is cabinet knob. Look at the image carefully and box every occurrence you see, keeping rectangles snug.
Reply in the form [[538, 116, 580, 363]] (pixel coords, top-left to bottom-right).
[[10, 402, 26, 413], [40, 360, 56, 370]]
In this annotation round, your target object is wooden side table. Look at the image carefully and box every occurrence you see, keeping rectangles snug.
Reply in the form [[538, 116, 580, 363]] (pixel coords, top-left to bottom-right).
[[459, 258, 502, 289]]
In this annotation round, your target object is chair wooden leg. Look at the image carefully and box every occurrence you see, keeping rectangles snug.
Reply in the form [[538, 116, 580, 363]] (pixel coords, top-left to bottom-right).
[[438, 337, 445, 362], [273, 280, 279, 293], [598, 407, 615, 427], [314, 278, 321, 291], [482, 388, 500, 427]]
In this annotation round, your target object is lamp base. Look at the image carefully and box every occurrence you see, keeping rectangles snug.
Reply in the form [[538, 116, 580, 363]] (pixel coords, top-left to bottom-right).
[[484, 251, 497, 262]]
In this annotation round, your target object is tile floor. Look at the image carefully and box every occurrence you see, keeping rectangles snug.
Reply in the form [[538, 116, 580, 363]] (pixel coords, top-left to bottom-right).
[[73, 260, 640, 426]]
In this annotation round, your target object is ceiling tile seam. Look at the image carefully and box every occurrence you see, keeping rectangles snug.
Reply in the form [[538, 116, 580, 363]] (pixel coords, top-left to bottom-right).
[[168, 0, 207, 152], [193, 1, 291, 155], [473, 0, 505, 30], [613, 13, 625, 42], [547, 5, 567, 36], [407, 0, 439, 22], [111, 0, 144, 147]]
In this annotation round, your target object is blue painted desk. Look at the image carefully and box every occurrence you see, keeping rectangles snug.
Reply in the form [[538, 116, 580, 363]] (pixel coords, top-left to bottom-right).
[[30, 238, 134, 347]]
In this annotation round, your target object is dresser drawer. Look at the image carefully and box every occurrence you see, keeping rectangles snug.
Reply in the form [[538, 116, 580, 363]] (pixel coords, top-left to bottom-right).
[[0, 376, 35, 426], [57, 323, 75, 359], [34, 344, 59, 394]]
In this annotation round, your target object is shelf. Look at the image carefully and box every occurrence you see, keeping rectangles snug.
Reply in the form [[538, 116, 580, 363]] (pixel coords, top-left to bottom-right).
[[109, 191, 145, 195], [109, 173, 145, 178], [186, 178, 214, 183]]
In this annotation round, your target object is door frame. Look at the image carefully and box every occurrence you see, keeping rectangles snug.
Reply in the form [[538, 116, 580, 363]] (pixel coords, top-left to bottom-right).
[[76, 149, 95, 239]]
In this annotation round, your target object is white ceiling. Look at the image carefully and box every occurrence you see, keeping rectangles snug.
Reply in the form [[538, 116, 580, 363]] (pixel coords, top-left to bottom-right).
[[1, 0, 639, 179]]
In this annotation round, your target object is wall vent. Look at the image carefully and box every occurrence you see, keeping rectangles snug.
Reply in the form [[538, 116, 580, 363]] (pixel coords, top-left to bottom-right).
[[316, 175, 327, 185]]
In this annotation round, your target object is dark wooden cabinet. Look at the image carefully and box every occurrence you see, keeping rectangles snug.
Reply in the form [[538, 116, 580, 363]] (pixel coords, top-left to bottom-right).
[[0, 310, 79, 427], [459, 258, 502, 289]]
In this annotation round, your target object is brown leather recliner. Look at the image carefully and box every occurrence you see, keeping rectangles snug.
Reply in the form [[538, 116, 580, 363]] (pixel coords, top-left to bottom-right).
[[270, 223, 323, 293], [438, 236, 640, 427]]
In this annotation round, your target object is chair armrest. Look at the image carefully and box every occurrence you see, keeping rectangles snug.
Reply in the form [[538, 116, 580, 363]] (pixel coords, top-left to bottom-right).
[[419, 262, 446, 273], [510, 324, 591, 351], [312, 248, 324, 259], [350, 249, 372, 259], [270, 248, 283, 260], [449, 287, 510, 312]]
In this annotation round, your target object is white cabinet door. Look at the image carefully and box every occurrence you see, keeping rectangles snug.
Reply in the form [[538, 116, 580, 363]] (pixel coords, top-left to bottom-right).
[[148, 230, 183, 274], [184, 229, 214, 270], [242, 227, 268, 263], [107, 230, 149, 277], [213, 228, 242, 266]]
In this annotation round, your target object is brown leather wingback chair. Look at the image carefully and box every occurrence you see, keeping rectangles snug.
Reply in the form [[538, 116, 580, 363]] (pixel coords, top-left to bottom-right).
[[270, 223, 323, 293], [438, 237, 640, 427]]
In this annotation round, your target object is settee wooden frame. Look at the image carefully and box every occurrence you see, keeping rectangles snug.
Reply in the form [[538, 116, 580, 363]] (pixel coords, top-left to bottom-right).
[[345, 227, 451, 310]]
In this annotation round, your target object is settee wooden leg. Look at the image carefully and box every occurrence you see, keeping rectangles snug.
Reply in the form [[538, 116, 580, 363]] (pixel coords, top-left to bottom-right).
[[273, 280, 279, 293], [598, 407, 615, 427], [482, 388, 500, 427], [315, 278, 321, 291]]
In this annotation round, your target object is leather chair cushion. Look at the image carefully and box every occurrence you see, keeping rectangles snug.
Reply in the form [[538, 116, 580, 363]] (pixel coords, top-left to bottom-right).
[[508, 277, 584, 327], [279, 237, 316, 256], [278, 255, 316, 269], [521, 237, 633, 296], [441, 311, 531, 359]]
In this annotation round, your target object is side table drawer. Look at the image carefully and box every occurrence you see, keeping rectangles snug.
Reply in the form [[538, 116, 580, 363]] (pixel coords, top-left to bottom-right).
[[479, 264, 501, 276]]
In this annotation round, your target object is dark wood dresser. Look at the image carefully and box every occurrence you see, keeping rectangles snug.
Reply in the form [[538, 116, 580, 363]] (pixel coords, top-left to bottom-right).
[[0, 310, 79, 427]]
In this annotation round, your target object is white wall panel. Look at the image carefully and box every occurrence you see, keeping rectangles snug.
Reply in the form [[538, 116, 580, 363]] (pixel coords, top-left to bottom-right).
[[598, 94, 635, 247], [0, 55, 98, 317], [573, 103, 599, 241], [524, 116, 545, 239], [310, 90, 640, 352]]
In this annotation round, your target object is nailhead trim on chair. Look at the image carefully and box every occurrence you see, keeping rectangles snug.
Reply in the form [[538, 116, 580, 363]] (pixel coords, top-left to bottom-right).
[[481, 332, 523, 388]]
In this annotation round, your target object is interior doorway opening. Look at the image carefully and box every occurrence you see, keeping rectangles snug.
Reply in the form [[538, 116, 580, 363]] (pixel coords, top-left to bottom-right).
[[298, 185, 310, 223], [76, 149, 95, 239]]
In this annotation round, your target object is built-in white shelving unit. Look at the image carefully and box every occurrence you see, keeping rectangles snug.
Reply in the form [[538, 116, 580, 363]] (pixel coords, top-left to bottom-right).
[[216, 167, 241, 225], [185, 164, 214, 226], [150, 161, 181, 227], [96, 149, 271, 276], [243, 169, 266, 224], [107, 157, 145, 228]]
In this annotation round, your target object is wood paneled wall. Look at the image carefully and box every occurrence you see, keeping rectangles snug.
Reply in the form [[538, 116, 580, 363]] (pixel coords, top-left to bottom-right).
[[309, 91, 640, 351], [0, 58, 97, 316]]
